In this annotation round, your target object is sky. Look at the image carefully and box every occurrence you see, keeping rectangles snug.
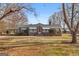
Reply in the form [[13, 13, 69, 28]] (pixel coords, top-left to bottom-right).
[[26, 3, 61, 24]]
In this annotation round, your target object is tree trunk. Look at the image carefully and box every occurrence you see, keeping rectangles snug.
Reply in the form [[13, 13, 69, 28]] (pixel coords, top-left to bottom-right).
[[71, 32, 77, 44]]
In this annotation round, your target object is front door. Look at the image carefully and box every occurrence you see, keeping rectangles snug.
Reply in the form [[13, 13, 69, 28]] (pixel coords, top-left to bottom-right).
[[37, 26, 43, 35]]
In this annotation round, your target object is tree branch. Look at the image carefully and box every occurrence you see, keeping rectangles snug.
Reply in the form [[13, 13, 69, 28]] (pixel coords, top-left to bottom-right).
[[0, 7, 22, 20], [62, 3, 72, 32], [71, 3, 74, 28]]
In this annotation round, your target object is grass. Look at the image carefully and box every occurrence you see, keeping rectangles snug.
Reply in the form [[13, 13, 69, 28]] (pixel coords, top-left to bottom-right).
[[0, 34, 79, 56], [4, 44, 79, 56]]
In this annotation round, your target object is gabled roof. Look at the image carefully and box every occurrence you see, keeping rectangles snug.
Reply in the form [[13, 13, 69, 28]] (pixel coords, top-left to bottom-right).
[[28, 23, 49, 27]]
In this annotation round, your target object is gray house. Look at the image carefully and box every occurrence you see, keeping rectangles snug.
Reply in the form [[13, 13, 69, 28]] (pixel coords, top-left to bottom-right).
[[16, 23, 62, 36]]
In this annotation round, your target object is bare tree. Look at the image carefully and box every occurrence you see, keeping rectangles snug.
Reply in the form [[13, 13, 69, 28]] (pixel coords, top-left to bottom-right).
[[0, 3, 36, 22], [62, 3, 79, 43], [3, 11, 28, 30], [49, 12, 62, 26], [0, 3, 37, 35]]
